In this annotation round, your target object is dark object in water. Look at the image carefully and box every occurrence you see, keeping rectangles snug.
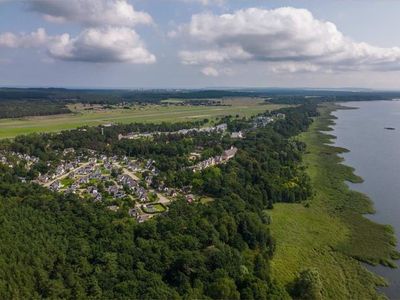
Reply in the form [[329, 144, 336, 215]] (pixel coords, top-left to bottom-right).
[[384, 127, 396, 130]]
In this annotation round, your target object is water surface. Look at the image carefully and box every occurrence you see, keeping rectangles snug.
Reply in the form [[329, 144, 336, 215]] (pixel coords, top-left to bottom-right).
[[331, 100, 400, 299]]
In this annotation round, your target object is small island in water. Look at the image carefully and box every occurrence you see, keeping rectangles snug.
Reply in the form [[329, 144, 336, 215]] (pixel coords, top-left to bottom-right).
[[384, 127, 396, 130]]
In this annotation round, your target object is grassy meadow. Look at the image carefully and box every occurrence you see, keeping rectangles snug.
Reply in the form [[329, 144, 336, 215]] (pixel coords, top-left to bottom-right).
[[270, 103, 399, 299], [0, 98, 287, 139]]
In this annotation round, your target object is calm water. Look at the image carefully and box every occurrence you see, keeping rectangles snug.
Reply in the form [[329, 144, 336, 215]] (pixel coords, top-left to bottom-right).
[[331, 101, 400, 299]]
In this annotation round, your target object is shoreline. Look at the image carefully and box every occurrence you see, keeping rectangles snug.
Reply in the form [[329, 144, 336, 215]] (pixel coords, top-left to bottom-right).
[[270, 102, 399, 299]]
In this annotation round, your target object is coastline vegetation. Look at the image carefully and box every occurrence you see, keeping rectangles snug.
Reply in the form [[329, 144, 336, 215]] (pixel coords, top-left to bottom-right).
[[270, 103, 400, 298]]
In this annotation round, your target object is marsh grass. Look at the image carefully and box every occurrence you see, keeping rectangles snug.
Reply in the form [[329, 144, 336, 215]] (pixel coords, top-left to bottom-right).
[[270, 103, 399, 299]]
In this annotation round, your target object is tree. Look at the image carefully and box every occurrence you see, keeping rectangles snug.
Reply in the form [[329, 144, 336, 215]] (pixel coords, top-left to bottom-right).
[[208, 277, 240, 300], [291, 269, 323, 300]]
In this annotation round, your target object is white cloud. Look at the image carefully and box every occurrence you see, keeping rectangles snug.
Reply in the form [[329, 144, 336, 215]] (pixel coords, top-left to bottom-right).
[[48, 27, 156, 64], [0, 0, 156, 64], [180, 46, 251, 65], [0, 27, 156, 64], [180, 0, 224, 5], [0, 28, 48, 48], [174, 7, 400, 73], [29, 0, 153, 27], [201, 66, 219, 76]]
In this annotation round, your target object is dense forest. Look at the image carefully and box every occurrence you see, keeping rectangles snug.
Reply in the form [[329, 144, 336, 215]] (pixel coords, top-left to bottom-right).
[[0, 103, 325, 298], [0, 100, 71, 119]]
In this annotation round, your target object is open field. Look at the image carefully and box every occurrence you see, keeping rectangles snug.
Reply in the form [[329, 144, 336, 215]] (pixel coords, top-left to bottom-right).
[[0, 99, 287, 139], [270, 103, 399, 299]]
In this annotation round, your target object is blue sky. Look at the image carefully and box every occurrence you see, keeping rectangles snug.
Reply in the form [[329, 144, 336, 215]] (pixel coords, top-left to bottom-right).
[[1, 0, 400, 89]]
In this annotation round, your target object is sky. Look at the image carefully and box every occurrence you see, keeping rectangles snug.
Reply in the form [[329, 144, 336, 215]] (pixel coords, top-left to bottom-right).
[[1, 0, 400, 89]]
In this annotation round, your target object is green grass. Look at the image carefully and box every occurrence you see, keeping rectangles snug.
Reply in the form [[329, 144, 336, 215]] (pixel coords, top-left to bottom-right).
[[199, 196, 214, 204], [142, 203, 166, 214], [60, 178, 74, 188], [270, 103, 399, 299], [0, 100, 288, 139], [160, 99, 185, 104]]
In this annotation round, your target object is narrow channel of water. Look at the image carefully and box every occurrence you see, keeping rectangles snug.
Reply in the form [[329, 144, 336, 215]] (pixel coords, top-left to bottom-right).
[[331, 100, 400, 299]]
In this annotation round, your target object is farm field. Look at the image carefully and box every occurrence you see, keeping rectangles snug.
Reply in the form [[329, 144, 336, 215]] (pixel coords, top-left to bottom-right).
[[0, 98, 288, 139]]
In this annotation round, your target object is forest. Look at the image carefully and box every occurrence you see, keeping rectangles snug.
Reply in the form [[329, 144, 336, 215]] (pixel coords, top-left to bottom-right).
[[0, 100, 71, 119], [0, 87, 398, 119], [0, 102, 325, 299]]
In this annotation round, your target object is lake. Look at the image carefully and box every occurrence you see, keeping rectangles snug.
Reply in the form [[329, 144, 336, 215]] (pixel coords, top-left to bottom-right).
[[331, 100, 400, 299]]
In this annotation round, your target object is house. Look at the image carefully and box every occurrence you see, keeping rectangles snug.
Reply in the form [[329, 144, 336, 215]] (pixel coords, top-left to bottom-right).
[[145, 159, 154, 169], [137, 214, 152, 223], [118, 174, 138, 188], [38, 175, 49, 183], [66, 187, 76, 194], [276, 113, 286, 119], [253, 116, 274, 128], [50, 180, 62, 191], [55, 165, 65, 176], [107, 205, 119, 212], [215, 123, 228, 132], [94, 194, 102, 202], [231, 131, 244, 139], [63, 148, 75, 155], [128, 208, 138, 218], [186, 194, 195, 203], [177, 129, 191, 135], [222, 146, 238, 160], [107, 185, 119, 195], [128, 162, 140, 171], [89, 172, 101, 180], [78, 176, 89, 185], [115, 192, 126, 199], [145, 176, 153, 187], [214, 156, 223, 164], [169, 190, 178, 197]]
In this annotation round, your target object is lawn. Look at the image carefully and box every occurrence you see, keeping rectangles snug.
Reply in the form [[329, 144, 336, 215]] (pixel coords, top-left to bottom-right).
[[142, 203, 166, 214], [60, 178, 74, 188], [270, 103, 399, 299], [0, 99, 288, 139]]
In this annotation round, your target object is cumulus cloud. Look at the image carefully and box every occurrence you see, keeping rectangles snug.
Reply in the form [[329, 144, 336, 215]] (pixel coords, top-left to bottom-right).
[[201, 66, 219, 76], [0, 0, 156, 64], [29, 0, 153, 27], [180, 0, 224, 5], [180, 46, 251, 65], [174, 7, 400, 73], [0, 27, 156, 64], [48, 27, 156, 63], [0, 28, 48, 48]]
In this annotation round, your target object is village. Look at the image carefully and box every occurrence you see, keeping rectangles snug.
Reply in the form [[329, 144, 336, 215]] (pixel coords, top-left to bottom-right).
[[118, 123, 230, 140], [32, 149, 174, 223], [0, 144, 240, 223], [0, 113, 284, 223]]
